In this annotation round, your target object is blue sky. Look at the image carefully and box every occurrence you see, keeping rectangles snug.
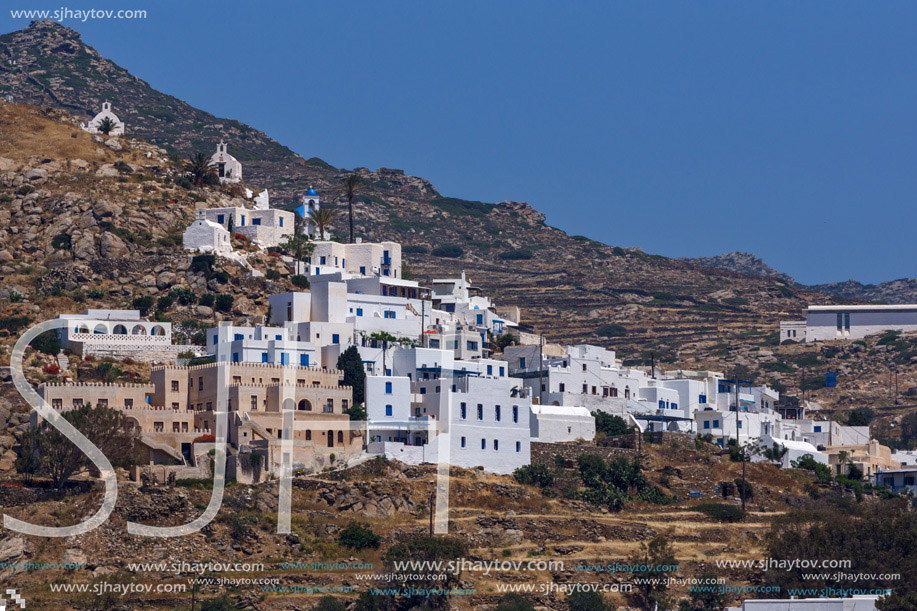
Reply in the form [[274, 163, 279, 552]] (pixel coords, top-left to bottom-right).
[[6, 1, 916, 285]]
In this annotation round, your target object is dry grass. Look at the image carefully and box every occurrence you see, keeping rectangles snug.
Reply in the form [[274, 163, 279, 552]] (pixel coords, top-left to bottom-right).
[[0, 103, 145, 165]]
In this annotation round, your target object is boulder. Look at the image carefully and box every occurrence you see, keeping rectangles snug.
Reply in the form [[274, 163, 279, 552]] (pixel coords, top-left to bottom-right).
[[99, 232, 130, 259], [23, 168, 48, 184], [95, 164, 119, 178], [104, 138, 123, 151]]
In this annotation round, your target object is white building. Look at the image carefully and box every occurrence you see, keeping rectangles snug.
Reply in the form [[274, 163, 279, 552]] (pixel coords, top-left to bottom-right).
[[81, 101, 125, 136], [728, 595, 881, 611], [209, 141, 242, 184], [530, 405, 595, 443], [779, 319, 806, 342], [309, 240, 403, 280], [365, 347, 532, 474], [207, 324, 317, 367], [182, 215, 232, 255], [752, 434, 828, 469], [55, 310, 191, 362], [194, 206, 294, 249], [431, 272, 517, 337], [875, 465, 917, 494], [783, 304, 917, 343]]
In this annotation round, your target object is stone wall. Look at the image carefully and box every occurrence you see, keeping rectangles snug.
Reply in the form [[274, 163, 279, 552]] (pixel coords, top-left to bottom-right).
[[530, 441, 637, 466]]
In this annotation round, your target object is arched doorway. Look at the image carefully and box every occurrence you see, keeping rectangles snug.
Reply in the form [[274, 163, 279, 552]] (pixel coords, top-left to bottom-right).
[[113, 324, 127, 335], [327, 431, 334, 448], [297, 399, 312, 412]]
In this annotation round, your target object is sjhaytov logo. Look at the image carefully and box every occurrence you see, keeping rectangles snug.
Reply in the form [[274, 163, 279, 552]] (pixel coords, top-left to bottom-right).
[[0, 588, 26, 610]]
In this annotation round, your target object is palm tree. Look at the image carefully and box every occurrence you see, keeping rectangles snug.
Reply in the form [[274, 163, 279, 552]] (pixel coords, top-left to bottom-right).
[[96, 117, 117, 135], [184, 152, 215, 187], [340, 173, 365, 244], [308, 206, 337, 240], [280, 214, 315, 274]]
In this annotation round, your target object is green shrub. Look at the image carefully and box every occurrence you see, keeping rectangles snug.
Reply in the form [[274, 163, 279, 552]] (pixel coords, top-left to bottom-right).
[[514, 463, 555, 488], [291, 274, 310, 289], [30, 330, 60, 356], [595, 323, 626, 338], [593, 412, 632, 436], [51, 233, 72, 250], [567, 589, 612, 611], [265, 269, 281, 280], [402, 244, 429, 254], [338, 521, 381, 550], [431, 245, 464, 258], [156, 295, 173, 311], [131, 295, 155, 315], [198, 293, 215, 308], [16, 184, 35, 196], [86, 288, 105, 300], [499, 248, 534, 260], [190, 254, 216, 275], [847, 406, 875, 427], [693, 503, 745, 522], [170, 287, 197, 306], [214, 294, 234, 313], [791, 454, 832, 482], [734, 478, 754, 500]]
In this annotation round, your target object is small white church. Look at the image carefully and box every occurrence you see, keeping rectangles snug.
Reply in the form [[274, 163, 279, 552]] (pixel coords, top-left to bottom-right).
[[210, 141, 243, 184], [81, 101, 125, 136]]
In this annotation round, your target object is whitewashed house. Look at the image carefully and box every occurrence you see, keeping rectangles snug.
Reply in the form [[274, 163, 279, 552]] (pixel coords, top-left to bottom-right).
[[54, 310, 193, 362], [195, 206, 294, 249], [206, 324, 318, 367], [782, 304, 917, 343], [182, 214, 232, 255], [81, 101, 125, 136], [210, 141, 243, 184], [530, 405, 595, 443], [365, 347, 532, 474]]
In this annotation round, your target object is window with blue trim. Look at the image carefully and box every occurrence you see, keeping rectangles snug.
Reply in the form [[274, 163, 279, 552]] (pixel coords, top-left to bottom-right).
[[703, 421, 710, 429], [461, 436, 466, 448], [332, 334, 340, 345], [481, 439, 486, 450], [814, 425, 822, 433], [737, 421, 743, 429], [252, 218, 261, 226], [659, 400, 665, 409], [356, 308, 363, 317], [300, 354, 309, 366], [516, 441, 521, 452], [476, 314, 483, 325], [280, 353, 289, 366], [385, 405, 392, 417], [499, 367, 505, 376], [495, 405, 501, 421], [232, 352, 240, 363], [385, 382, 393, 394], [713, 419, 720, 428], [671, 403, 677, 410], [487, 365, 493, 376], [699, 394, 707, 403], [460, 403, 467, 419], [217, 214, 225, 224], [477, 404, 483, 420], [279, 217, 284, 227], [234, 333, 243, 341], [261, 353, 268, 363]]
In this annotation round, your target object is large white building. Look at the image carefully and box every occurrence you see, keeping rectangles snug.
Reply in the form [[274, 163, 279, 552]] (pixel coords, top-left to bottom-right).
[[207, 324, 317, 367], [365, 347, 532, 474], [81, 101, 125, 136], [782, 304, 917, 343]]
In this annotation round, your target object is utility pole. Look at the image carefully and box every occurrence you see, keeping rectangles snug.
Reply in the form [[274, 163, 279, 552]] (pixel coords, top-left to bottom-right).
[[801, 367, 806, 406], [895, 366, 900, 405], [651, 351, 655, 379], [428, 489, 435, 537], [741, 445, 747, 512], [538, 333, 544, 406]]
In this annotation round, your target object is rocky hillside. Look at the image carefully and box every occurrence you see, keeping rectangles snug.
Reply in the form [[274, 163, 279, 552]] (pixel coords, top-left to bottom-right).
[[0, 19, 855, 369], [807, 278, 917, 305], [678, 252, 795, 285]]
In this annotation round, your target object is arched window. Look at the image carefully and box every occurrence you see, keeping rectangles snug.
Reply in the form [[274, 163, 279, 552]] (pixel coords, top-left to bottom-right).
[[112, 324, 127, 335], [298, 399, 312, 412], [132, 325, 145, 335], [306, 430, 312, 441], [150, 325, 166, 336], [76, 324, 90, 334], [93, 324, 107, 334], [338, 430, 344, 443]]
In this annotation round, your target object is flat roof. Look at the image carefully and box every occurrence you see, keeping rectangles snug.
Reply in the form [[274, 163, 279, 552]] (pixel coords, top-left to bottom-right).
[[807, 304, 917, 311]]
